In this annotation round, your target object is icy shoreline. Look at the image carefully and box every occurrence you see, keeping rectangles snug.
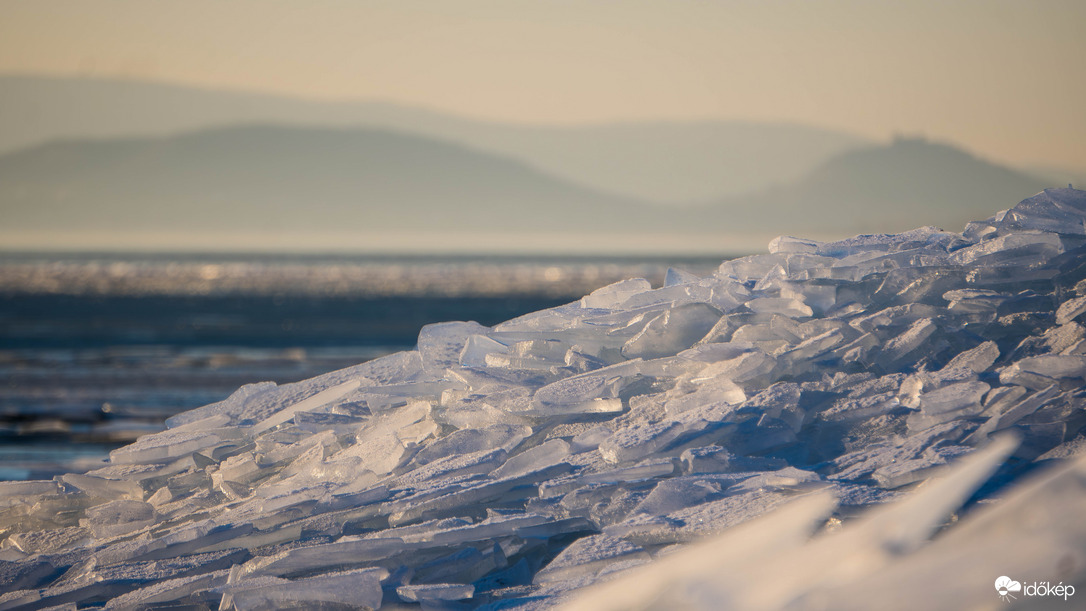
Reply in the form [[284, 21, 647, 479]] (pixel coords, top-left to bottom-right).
[[3, 189, 1086, 609]]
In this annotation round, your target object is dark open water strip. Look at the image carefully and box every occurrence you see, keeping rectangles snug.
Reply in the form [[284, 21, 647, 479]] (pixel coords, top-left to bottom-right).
[[0, 293, 575, 349], [0, 292, 574, 480]]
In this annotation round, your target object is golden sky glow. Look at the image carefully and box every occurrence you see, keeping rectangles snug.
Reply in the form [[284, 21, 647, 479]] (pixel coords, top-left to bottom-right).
[[1, 0, 1083, 169]]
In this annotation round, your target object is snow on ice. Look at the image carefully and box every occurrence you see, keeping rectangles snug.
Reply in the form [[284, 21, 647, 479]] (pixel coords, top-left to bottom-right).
[[3, 188, 1086, 609]]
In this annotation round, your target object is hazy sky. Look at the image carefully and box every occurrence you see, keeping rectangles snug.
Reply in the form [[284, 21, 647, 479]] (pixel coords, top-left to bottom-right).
[[1, 0, 1084, 170]]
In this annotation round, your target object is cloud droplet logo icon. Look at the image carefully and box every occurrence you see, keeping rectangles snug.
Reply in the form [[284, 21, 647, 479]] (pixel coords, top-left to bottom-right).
[[995, 576, 1022, 602]]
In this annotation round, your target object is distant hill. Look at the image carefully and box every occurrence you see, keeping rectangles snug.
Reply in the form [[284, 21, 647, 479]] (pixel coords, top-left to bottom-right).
[[686, 137, 1052, 237], [0, 124, 1057, 254], [0, 75, 868, 203], [0, 124, 659, 236]]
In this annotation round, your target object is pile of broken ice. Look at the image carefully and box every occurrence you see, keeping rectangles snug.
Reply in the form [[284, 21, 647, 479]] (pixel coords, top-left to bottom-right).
[[3, 188, 1086, 610]]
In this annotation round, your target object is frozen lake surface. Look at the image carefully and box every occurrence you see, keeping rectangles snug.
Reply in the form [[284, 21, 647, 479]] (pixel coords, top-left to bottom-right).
[[2, 192, 1086, 609]]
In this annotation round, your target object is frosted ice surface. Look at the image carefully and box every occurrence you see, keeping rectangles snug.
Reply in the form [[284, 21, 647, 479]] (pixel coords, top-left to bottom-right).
[[223, 567, 386, 610], [998, 187, 1086, 234], [950, 231, 1064, 267], [491, 439, 571, 479], [0, 480, 60, 499], [871, 444, 974, 488], [539, 459, 677, 498], [81, 500, 155, 539], [876, 318, 936, 368], [580, 278, 652, 309], [242, 539, 407, 578], [411, 424, 531, 465], [664, 267, 700, 287], [529, 362, 642, 415], [598, 420, 685, 464], [460, 333, 510, 368], [632, 477, 725, 516], [569, 426, 613, 453], [621, 303, 721, 359], [108, 430, 222, 465], [7, 190, 1086, 609], [696, 350, 775, 386], [917, 380, 989, 415], [680, 445, 786, 474], [940, 340, 999, 373], [398, 582, 475, 602], [767, 235, 823, 255], [164, 381, 278, 428], [59, 472, 145, 500], [664, 376, 745, 415], [745, 297, 814, 318], [252, 378, 363, 434], [942, 288, 1008, 313], [419, 321, 492, 374], [533, 534, 649, 585], [1011, 354, 1086, 379]]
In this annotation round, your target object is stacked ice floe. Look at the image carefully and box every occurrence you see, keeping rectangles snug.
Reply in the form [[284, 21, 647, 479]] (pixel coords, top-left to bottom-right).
[[3, 189, 1086, 610]]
